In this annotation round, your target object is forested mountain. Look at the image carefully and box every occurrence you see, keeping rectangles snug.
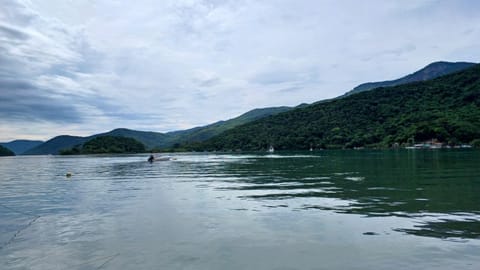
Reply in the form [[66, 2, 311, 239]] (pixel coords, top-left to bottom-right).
[[0, 145, 15, 156], [163, 106, 292, 147], [0, 140, 43, 155], [23, 129, 164, 155], [189, 64, 480, 151], [344, 61, 476, 96], [23, 135, 86, 155], [94, 128, 168, 149], [60, 136, 146, 154], [23, 107, 292, 154]]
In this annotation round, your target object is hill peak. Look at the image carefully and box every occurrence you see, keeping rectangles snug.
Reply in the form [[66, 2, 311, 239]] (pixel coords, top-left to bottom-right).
[[344, 61, 477, 96]]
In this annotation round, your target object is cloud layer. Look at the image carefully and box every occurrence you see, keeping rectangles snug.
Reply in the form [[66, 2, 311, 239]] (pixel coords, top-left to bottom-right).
[[1, 0, 479, 141]]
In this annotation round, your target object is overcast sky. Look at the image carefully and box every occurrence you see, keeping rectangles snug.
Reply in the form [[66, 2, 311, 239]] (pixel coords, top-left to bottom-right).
[[1, 0, 479, 141]]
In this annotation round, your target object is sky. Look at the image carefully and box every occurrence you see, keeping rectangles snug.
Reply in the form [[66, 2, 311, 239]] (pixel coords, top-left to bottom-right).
[[1, 0, 479, 141]]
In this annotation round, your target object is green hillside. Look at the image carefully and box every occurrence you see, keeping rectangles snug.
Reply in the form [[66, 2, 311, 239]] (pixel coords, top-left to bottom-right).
[[163, 106, 292, 147], [25, 129, 167, 155], [60, 136, 146, 154], [190, 64, 480, 151], [24, 107, 292, 154], [0, 145, 15, 156], [95, 128, 167, 149]]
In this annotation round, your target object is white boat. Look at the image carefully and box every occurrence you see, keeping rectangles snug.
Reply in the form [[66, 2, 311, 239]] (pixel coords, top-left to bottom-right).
[[268, 145, 274, 153], [148, 156, 172, 162]]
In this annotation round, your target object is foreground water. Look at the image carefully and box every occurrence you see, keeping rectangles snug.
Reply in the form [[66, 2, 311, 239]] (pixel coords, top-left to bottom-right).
[[0, 150, 479, 269]]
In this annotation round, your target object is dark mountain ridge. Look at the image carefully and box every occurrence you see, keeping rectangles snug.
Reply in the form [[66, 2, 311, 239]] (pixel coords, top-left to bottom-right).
[[0, 140, 43, 155], [23, 135, 86, 155], [344, 61, 476, 96]]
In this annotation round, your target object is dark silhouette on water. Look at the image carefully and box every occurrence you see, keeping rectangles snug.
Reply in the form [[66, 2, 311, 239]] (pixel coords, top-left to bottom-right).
[[148, 154, 155, 163]]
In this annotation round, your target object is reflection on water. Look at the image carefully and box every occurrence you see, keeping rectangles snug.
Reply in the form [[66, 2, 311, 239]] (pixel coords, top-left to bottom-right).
[[0, 151, 480, 269], [211, 151, 480, 240]]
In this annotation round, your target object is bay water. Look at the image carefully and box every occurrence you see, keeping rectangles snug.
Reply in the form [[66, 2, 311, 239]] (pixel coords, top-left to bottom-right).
[[1, 150, 479, 269]]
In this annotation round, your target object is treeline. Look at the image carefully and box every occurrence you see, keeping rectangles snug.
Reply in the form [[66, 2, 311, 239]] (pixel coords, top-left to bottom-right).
[[186, 64, 480, 151], [60, 136, 146, 154], [0, 145, 15, 156]]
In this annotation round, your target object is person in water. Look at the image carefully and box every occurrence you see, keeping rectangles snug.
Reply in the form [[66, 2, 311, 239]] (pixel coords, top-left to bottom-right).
[[148, 154, 155, 163]]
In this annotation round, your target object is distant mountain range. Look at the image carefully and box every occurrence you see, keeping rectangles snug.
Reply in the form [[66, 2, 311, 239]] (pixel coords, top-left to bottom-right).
[[343, 61, 476, 96], [0, 140, 44, 155], [12, 60, 479, 154], [23, 106, 293, 155], [190, 63, 480, 150], [23, 135, 89, 155]]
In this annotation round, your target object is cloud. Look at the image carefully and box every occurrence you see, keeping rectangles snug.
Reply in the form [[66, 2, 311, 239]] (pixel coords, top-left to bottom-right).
[[0, 0, 149, 137], [0, 1, 88, 123], [250, 63, 320, 86], [0, 79, 81, 123], [0, 24, 30, 40]]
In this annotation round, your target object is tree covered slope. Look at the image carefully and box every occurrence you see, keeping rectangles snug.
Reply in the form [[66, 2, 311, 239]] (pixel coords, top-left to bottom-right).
[[23, 107, 292, 154], [24, 129, 164, 155], [163, 106, 292, 146], [94, 128, 167, 149], [0, 145, 15, 156], [193, 64, 480, 151], [60, 136, 146, 154]]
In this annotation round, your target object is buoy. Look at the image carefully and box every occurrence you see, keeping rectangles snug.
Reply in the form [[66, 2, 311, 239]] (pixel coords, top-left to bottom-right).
[[66, 172, 73, 178]]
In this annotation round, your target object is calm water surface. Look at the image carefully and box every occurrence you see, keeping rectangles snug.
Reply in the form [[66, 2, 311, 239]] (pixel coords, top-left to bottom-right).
[[1, 150, 479, 269]]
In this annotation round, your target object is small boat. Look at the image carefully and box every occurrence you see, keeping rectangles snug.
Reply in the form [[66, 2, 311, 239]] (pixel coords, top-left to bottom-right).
[[148, 155, 172, 163], [268, 145, 274, 153]]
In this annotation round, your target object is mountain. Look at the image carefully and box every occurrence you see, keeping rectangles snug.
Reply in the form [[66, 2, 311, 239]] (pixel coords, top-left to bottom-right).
[[0, 140, 43, 155], [190, 64, 480, 151], [23, 135, 87, 155], [162, 106, 293, 147], [94, 128, 168, 149], [344, 61, 476, 96], [23, 129, 165, 155], [61, 136, 146, 155], [23, 107, 293, 155], [0, 145, 15, 156]]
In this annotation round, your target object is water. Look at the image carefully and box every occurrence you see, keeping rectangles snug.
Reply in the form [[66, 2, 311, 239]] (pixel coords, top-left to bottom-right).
[[0, 150, 479, 269]]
